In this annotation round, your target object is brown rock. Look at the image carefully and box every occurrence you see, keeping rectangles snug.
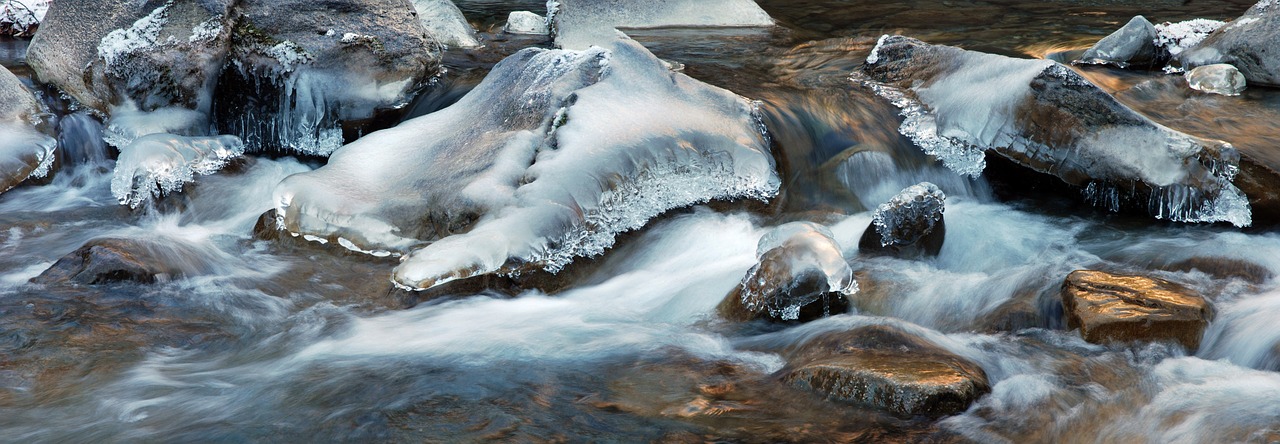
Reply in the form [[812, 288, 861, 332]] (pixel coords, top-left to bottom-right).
[[778, 324, 990, 417], [31, 238, 192, 285], [1061, 270, 1213, 351]]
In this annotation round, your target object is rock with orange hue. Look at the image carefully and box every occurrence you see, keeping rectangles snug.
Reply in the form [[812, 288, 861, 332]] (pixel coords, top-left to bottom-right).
[[1061, 270, 1213, 351]]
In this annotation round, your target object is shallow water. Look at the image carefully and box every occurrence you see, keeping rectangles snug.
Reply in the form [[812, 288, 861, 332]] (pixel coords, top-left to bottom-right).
[[3, 1, 1280, 442]]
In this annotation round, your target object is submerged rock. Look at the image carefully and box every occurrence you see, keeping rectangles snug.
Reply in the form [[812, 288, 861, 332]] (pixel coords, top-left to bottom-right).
[[858, 182, 945, 259], [273, 36, 779, 291], [0, 65, 54, 195], [1185, 64, 1247, 96], [1061, 270, 1213, 351], [111, 133, 246, 209], [32, 238, 190, 285], [718, 222, 856, 322], [548, 0, 773, 49], [861, 35, 1251, 227], [1075, 15, 1161, 69], [1181, 1, 1280, 86], [778, 324, 990, 417], [411, 0, 480, 49]]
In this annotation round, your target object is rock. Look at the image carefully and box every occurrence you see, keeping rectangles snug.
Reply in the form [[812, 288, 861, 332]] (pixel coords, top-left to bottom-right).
[[110, 133, 246, 208], [411, 0, 480, 49], [861, 35, 1251, 227], [504, 11, 548, 35], [1075, 15, 1162, 69], [1061, 270, 1213, 351], [1163, 256, 1272, 285], [778, 324, 990, 417], [274, 36, 779, 291], [549, 0, 773, 49], [1181, 1, 1280, 86], [858, 182, 945, 259], [1154, 19, 1224, 59], [0, 64, 40, 120], [1186, 64, 1247, 96], [31, 238, 192, 285], [717, 222, 856, 322], [0, 65, 54, 195]]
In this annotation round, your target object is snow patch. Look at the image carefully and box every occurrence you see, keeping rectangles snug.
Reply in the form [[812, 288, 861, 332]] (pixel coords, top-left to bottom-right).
[[1155, 19, 1225, 56]]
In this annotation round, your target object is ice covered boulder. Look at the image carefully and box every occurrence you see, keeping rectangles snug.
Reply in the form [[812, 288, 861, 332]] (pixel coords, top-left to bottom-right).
[[1062, 270, 1213, 351], [1075, 16, 1161, 69], [111, 133, 245, 209], [1181, 1, 1280, 86], [1186, 64, 1247, 96], [504, 11, 549, 35], [411, 0, 480, 49], [717, 222, 857, 322], [0, 0, 49, 37], [0, 65, 54, 195], [858, 182, 946, 259], [548, 0, 773, 49], [216, 0, 440, 156], [273, 36, 779, 290], [861, 35, 1251, 227], [27, 0, 236, 112], [1154, 18, 1224, 59]]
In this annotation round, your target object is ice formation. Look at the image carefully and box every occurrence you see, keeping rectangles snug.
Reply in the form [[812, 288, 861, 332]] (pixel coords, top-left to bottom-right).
[[0, 0, 48, 36], [1186, 64, 1247, 96], [871, 183, 945, 248], [0, 124, 56, 193], [111, 134, 246, 208], [273, 36, 779, 290], [738, 222, 857, 320], [1154, 19, 1224, 57], [505, 11, 549, 35], [103, 106, 209, 148], [860, 35, 1251, 227], [411, 0, 481, 49], [547, 0, 774, 49], [1075, 16, 1160, 68], [1179, 1, 1280, 86]]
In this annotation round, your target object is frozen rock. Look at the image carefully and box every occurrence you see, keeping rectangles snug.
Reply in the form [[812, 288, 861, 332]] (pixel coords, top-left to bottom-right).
[[548, 0, 773, 49], [273, 36, 779, 290], [778, 324, 991, 417], [861, 35, 1251, 227], [1181, 1, 1280, 86], [111, 133, 245, 209], [1075, 15, 1161, 69], [0, 65, 53, 195], [504, 11, 549, 35], [858, 182, 946, 258], [411, 0, 481, 49], [1154, 18, 1224, 58], [1061, 270, 1213, 352], [718, 222, 857, 322], [0, 0, 48, 37], [1186, 64, 1247, 96]]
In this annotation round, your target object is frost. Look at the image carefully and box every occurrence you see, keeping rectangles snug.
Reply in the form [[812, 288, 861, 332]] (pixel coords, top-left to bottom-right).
[[274, 36, 778, 290], [264, 41, 312, 72], [549, 0, 773, 49], [0, 0, 48, 36], [111, 134, 246, 208], [188, 16, 224, 43], [98, 2, 171, 67], [866, 34, 889, 64], [411, 0, 481, 48], [872, 183, 945, 248], [1155, 19, 1225, 56]]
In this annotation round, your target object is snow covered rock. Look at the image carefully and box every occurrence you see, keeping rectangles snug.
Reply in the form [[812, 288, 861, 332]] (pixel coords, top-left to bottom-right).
[[718, 222, 857, 322], [861, 35, 1251, 227], [548, 0, 773, 49], [272, 36, 779, 290], [1186, 64, 1247, 96], [0, 0, 49, 37], [1181, 1, 1280, 86], [0, 65, 54, 195], [1075, 16, 1161, 69], [111, 133, 245, 209], [858, 182, 946, 259], [504, 11, 549, 35], [411, 0, 480, 49], [1154, 19, 1224, 59]]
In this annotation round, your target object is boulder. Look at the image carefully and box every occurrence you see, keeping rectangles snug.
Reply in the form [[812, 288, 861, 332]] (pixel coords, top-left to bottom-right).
[[1075, 15, 1162, 69], [1181, 1, 1280, 86], [861, 35, 1251, 227], [504, 11, 548, 35], [31, 238, 191, 285], [717, 222, 857, 322], [549, 0, 773, 49], [0, 65, 54, 195], [858, 182, 945, 258], [778, 324, 990, 417], [1186, 64, 1247, 96], [411, 0, 480, 49], [1061, 270, 1213, 351]]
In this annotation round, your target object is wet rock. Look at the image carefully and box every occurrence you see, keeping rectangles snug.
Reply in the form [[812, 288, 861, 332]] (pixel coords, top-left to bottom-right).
[[504, 11, 548, 35], [858, 182, 945, 259], [717, 222, 856, 322], [411, 0, 480, 49], [778, 324, 990, 417], [1186, 64, 1247, 96], [549, 0, 773, 49], [862, 35, 1251, 227], [1075, 15, 1161, 69], [1061, 270, 1213, 351], [1164, 256, 1272, 285], [31, 238, 190, 285], [1181, 1, 1280, 86], [0, 65, 54, 195]]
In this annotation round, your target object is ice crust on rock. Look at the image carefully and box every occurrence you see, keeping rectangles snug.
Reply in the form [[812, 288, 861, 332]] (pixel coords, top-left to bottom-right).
[[739, 222, 858, 320], [112, 134, 246, 208], [1186, 64, 1247, 96], [273, 36, 779, 290], [0, 65, 54, 195], [1179, 1, 1280, 86], [872, 183, 945, 248], [0, 0, 49, 37], [548, 0, 773, 49], [1155, 19, 1224, 57], [411, 0, 481, 49], [505, 11, 549, 35], [860, 35, 1251, 227]]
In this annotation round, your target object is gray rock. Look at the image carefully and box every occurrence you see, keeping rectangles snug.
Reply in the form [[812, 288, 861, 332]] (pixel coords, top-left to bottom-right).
[[718, 222, 856, 322], [0, 64, 41, 120], [1076, 15, 1161, 69], [0, 65, 54, 195], [411, 0, 480, 48], [549, 0, 773, 49], [858, 182, 945, 259], [1181, 1, 1280, 86], [504, 11, 548, 35], [1186, 64, 1247, 96]]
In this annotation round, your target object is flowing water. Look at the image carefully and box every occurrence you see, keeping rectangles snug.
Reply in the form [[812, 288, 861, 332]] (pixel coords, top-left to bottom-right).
[[3, 0, 1280, 442]]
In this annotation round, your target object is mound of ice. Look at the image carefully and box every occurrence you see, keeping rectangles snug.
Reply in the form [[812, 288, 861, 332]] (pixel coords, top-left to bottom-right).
[[871, 183, 945, 248], [411, 0, 481, 49], [0, 123, 56, 193], [274, 36, 779, 290], [0, 0, 48, 37], [103, 106, 209, 148], [548, 0, 773, 49], [737, 222, 857, 320], [861, 35, 1251, 227], [111, 134, 246, 208]]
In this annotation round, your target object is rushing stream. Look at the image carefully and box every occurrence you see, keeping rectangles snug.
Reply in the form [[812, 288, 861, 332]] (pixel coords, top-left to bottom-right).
[[2, 0, 1280, 442]]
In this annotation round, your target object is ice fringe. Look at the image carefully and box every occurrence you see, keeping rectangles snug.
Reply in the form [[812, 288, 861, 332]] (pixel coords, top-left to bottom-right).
[[739, 222, 858, 321], [872, 183, 945, 248], [112, 134, 246, 209]]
